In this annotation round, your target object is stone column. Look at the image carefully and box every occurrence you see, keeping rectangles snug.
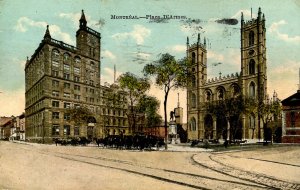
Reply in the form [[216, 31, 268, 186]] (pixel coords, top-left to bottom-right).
[[213, 116, 217, 139], [242, 115, 246, 139], [227, 120, 230, 140]]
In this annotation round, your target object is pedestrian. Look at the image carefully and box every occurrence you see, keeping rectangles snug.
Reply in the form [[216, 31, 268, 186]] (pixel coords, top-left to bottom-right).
[[224, 139, 228, 148]]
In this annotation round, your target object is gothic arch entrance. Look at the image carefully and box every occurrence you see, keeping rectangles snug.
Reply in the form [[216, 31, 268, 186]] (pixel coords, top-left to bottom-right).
[[204, 114, 213, 139], [217, 114, 227, 140]]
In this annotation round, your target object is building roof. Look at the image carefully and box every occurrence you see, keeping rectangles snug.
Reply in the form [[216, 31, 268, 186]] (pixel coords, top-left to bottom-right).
[[0, 117, 13, 126], [281, 90, 300, 106]]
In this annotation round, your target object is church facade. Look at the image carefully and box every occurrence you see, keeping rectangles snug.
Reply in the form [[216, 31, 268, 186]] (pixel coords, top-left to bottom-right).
[[187, 8, 267, 141]]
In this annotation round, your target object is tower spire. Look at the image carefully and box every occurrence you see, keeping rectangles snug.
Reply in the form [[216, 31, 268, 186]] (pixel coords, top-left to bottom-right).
[[258, 7, 262, 20], [43, 25, 51, 41], [79, 10, 87, 29], [197, 33, 200, 45]]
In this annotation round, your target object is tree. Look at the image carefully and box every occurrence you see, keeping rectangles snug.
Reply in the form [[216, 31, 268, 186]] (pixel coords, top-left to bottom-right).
[[205, 95, 257, 141], [66, 106, 94, 125], [117, 72, 151, 134], [143, 53, 191, 149], [137, 95, 162, 128]]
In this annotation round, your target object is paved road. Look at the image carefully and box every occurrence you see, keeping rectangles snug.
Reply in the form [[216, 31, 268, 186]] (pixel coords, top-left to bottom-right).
[[0, 141, 299, 190]]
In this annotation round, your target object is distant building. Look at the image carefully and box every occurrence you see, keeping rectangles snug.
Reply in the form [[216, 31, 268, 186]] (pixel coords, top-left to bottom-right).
[[187, 8, 267, 141], [15, 113, 25, 141], [25, 10, 128, 143], [282, 89, 300, 143], [0, 117, 14, 140]]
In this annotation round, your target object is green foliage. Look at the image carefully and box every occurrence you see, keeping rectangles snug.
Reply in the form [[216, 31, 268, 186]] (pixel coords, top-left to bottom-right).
[[137, 95, 162, 128], [143, 53, 192, 149]]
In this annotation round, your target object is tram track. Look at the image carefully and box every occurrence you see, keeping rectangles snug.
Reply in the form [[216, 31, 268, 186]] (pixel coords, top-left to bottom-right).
[[34, 148, 269, 190]]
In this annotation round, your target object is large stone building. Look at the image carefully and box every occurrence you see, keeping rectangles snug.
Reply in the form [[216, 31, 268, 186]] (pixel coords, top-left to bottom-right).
[[25, 10, 128, 143], [187, 8, 267, 141]]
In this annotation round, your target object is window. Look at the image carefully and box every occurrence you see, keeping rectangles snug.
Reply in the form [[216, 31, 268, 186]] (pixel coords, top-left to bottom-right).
[[74, 94, 81, 100], [90, 80, 94, 86], [249, 31, 254, 46], [249, 115, 255, 129], [63, 92, 70, 98], [52, 61, 59, 68], [63, 125, 70, 136], [74, 126, 79, 136], [64, 83, 70, 89], [74, 76, 80, 82], [74, 67, 80, 75], [63, 53, 70, 62], [190, 118, 196, 131], [52, 70, 59, 77], [52, 112, 59, 119], [64, 102, 71, 109], [90, 98, 94, 102], [52, 80, 59, 87], [291, 112, 296, 127], [64, 64, 70, 72], [52, 124, 60, 136], [192, 52, 196, 63], [64, 113, 70, 121], [52, 91, 59, 97], [90, 88, 95, 94], [191, 93, 196, 108], [75, 57, 81, 64], [63, 73, 70, 80], [206, 91, 212, 102], [74, 85, 80, 91], [192, 75, 196, 88], [249, 59, 255, 75], [52, 101, 59, 107], [52, 49, 60, 60], [249, 82, 255, 98], [218, 88, 224, 100], [74, 104, 80, 108]]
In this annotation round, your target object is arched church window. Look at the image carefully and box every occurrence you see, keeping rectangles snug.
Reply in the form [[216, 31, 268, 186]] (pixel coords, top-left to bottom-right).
[[192, 75, 196, 88], [249, 115, 255, 129], [191, 93, 196, 108], [190, 117, 196, 131], [249, 59, 255, 75], [192, 52, 196, 63], [249, 82, 255, 98], [63, 53, 70, 63], [232, 85, 240, 97], [217, 88, 225, 100], [249, 31, 254, 46], [206, 91, 212, 102]]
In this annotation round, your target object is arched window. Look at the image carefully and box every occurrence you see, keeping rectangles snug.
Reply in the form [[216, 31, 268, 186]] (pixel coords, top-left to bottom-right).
[[74, 57, 81, 64], [217, 88, 225, 100], [190, 117, 196, 131], [249, 59, 255, 75], [192, 75, 196, 88], [249, 82, 255, 98], [191, 93, 196, 108], [232, 84, 240, 97], [192, 52, 196, 63], [63, 53, 70, 62], [249, 31, 254, 46], [52, 49, 60, 60], [249, 115, 255, 129], [206, 91, 212, 102]]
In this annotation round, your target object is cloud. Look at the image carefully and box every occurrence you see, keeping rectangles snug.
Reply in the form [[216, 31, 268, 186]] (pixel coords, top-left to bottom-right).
[[231, 9, 257, 19], [102, 50, 116, 60], [268, 59, 300, 99], [207, 50, 224, 62], [59, 12, 104, 29], [112, 25, 151, 45], [101, 67, 123, 85], [269, 20, 300, 43], [14, 17, 74, 45], [169, 45, 186, 53], [0, 87, 25, 116]]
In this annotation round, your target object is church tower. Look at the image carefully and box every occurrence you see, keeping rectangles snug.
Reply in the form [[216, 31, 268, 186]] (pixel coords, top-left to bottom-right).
[[76, 10, 101, 61], [241, 7, 267, 138], [186, 34, 207, 139]]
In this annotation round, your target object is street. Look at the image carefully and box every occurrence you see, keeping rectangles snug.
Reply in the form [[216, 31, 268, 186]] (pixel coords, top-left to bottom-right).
[[0, 141, 299, 190]]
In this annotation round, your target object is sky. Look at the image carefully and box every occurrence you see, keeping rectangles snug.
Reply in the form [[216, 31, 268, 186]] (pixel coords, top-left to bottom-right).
[[0, 0, 299, 122]]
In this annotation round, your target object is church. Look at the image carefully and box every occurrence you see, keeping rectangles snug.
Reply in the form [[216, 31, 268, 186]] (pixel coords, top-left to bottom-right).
[[187, 8, 267, 141]]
